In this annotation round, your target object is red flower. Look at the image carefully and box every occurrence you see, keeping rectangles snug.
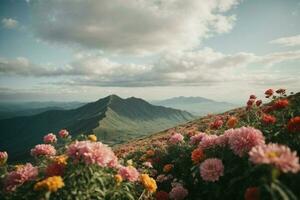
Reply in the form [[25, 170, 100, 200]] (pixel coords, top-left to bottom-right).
[[276, 88, 286, 94], [250, 95, 257, 99], [210, 119, 223, 129], [287, 116, 300, 133], [256, 100, 262, 107], [264, 89, 274, 98], [261, 114, 276, 124], [191, 148, 205, 164], [45, 162, 65, 177], [244, 187, 260, 200], [156, 191, 169, 200], [247, 99, 255, 107], [273, 99, 289, 110]]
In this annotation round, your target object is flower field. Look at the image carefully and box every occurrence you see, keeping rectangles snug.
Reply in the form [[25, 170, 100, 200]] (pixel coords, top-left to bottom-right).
[[1, 88, 300, 200]]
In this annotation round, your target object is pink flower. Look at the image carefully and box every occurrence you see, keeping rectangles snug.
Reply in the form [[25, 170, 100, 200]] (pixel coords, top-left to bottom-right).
[[0, 151, 8, 165], [249, 143, 300, 173], [226, 127, 265, 157], [189, 132, 206, 145], [31, 144, 56, 157], [59, 129, 69, 138], [210, 119, 224, 129], [198, 135, 219, 149], [200, 158, 224, 182], [169, 185, 188, 200], [67, 140, 118, 168], [169, 133, 184, 144], [4, 163, 38, 192], [118, 166, 140, 182], [43, 133, 57, 144], [143, 161, 153, 168]]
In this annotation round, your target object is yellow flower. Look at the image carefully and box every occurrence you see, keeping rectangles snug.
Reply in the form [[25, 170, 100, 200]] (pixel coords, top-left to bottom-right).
[[163, 164, 174, 173], [52, 155, 68, 165], [114, 174, 123, 184], [140, 174, 157, 193], [14, 164, 25, 170], [88, 134, 97, 142], [34, 176, 64, 192], [126, 159, 133, 166]]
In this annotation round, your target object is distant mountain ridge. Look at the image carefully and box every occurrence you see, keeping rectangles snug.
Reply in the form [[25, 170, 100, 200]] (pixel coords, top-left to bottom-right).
[[151, 96, 237, 116], [0, 95, 194, 161]]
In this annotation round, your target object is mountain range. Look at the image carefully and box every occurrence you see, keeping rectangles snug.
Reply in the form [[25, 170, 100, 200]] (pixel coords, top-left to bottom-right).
[[151, 96, 237, 116], [0, 95, 194, 161]]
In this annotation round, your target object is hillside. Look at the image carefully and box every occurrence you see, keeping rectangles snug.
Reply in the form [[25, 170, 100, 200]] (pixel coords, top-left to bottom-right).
[[151, 96, 237, 116], [0, 95, 194, 161]]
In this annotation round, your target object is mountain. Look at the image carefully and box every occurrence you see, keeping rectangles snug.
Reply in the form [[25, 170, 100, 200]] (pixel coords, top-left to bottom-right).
[[0, 101, 85, 119], [151, 96, 237, 116], [0, 95, 194, 161]]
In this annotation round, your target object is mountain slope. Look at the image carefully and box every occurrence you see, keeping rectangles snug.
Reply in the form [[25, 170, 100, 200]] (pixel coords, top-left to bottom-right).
[[0, 95, 194, 161], [151, 96, 237, 116]]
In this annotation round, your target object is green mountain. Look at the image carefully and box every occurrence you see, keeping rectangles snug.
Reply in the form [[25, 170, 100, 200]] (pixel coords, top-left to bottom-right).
[[0, 95, 194, 161], [151, 96, 237, 116]]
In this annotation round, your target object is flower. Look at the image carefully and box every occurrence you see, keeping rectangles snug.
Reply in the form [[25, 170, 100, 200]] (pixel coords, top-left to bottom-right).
[[156, 191, 169, 200], [249, 143, 300, 173], [163, 164, 174, 173], [45, 162, 65, 177], [261, 114, 276, 124], [140, 174, 157, 193], [210, 119, 223, 129], [143, 161, 153, 168], [226, 116, 238, 128], [169, 185, 188, 200], [265, 89, 274, 98], [287, 116, 300, 133], [58, 129, 69, 138], [52, 155, 68, 165], [244, 187, 260, 200], [34, 176, 64, 192], [88, 134, 97, 142], [198, 135, 219, 149], [226, 127, 265, 157], [250, 95, 257, 99], [169, 133, 184, 144], [200, 158, 224, 182], [67, 140, 118, 168], [191, 148, 205, 164], [247, 99, 255, 107], [31, 144, 56, 157], [146, 149, 155, 157], [273, 99, 289, 110], [118, 166, 139, 182], [256, 100, 262, 107], [43, 133, 57, 144], [0, 151, 8, 165], [4, 163, 38, 192], [114, 174, 123, 184], [156, 174, 173, 183], [276, 89, 286, 94], [189, 132, 206, 145]]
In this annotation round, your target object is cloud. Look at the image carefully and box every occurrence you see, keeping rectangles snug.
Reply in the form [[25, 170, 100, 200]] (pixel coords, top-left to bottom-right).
[[1, 49, 300, 87], [1, 18, 19, 29], [30, 0, 239, 54], [270, 35, 300, 47]]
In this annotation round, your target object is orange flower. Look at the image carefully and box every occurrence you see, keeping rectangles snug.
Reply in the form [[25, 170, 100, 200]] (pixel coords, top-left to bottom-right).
[[191, 148, 205, 164], [287, 116, 300, 133], [273, 99, 289, 110], [226, 116, 238, 128], [163, 164, 174, 173], [244, 187, 260, 200], [146, 150, 155, 157], [261, 114, 276, 124]]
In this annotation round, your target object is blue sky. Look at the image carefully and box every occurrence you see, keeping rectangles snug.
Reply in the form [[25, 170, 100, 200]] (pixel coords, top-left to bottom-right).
[[0, 0, 299, 103]]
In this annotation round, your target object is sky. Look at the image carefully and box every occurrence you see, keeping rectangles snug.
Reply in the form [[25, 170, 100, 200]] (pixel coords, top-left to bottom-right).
[[0, 0, 299, 104]]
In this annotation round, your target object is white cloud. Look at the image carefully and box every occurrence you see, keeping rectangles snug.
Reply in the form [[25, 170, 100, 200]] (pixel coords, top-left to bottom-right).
[[30, 0, 239, 54], [1, 49, 300, 87], [1, 18, 19, 29], [270, 35, 300, 47]]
